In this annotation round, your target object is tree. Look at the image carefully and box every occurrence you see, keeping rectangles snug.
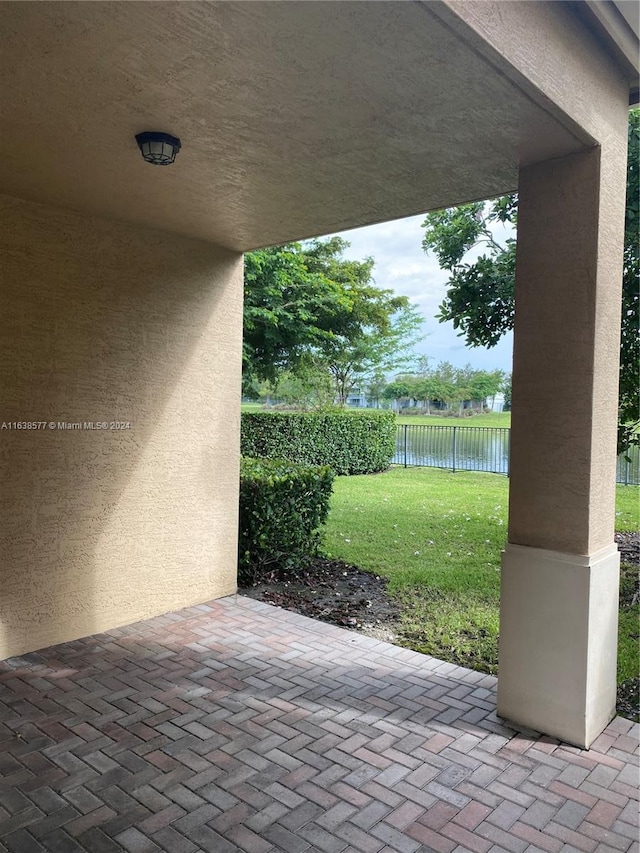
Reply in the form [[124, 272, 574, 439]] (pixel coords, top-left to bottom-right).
[[314, 300, 423, 405], [243, 237, 424, 405], [416, 377, 443, 414], [468, 369, 504, 411], [502, 373, 512, 413], [273, 366, 335, 410], [620, 111, 640, 451], [403, 362, 505, 415], [243, 242, 347, 389], [422, 110, 639, 449], [427, 361, 461, 412], [423, 197, 517, 349], [383, 381, 412, 410], [364, 371, 388, 408]]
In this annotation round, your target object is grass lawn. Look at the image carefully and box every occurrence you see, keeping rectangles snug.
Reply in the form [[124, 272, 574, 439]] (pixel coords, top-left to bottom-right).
[[396, 411, 511, 427], [242, 404, 512, 428], [323, 467, 639, 681]]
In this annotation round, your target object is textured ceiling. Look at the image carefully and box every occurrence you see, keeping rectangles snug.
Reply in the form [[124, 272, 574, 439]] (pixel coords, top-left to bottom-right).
[[0, 1, 593, 250]]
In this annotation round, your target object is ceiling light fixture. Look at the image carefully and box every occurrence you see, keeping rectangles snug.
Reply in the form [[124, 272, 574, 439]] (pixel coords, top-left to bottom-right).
[[135, 131, 182, 166]]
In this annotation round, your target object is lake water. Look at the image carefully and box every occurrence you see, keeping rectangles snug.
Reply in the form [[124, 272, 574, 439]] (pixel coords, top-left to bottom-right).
[[393, 424, 640, 485]]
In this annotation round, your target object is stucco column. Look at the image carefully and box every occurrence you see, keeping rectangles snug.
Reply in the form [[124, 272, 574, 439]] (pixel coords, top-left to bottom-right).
[[498, 143, 627, 748]]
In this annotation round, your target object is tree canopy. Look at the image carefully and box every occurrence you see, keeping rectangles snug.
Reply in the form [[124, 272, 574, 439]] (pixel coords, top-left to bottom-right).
[[243, 237, 423, 405], [422, 110, 639, 449], [390, 362, 505, 414], [621, 111, 639, 451]]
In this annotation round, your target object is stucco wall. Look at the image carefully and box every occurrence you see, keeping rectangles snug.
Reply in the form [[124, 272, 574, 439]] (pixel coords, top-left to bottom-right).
[[508, 145, 626, 555], [440, 0, 628, 149], [0, 194, 243, 659]]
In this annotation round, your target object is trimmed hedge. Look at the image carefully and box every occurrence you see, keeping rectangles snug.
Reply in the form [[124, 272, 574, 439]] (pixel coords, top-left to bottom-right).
[[241, 411, 396, 475], [238, 457, 334, 584]]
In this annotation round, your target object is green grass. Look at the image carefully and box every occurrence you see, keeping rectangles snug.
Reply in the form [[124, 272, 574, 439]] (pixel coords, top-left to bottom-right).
[[618, 608, 639, 683], [241, 404, 511, 428], [618, 562, 640, 685], [323, 467, 639, 678], [395, 411, 511, 427], [615, 486, 640, 531]]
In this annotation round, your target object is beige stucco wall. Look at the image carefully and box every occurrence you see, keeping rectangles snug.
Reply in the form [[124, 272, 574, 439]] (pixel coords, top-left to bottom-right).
[[435, 1, 629, 557], [508, 143, 627, 556], [0, 194, 243, 660], [440, 1, 629, 149]]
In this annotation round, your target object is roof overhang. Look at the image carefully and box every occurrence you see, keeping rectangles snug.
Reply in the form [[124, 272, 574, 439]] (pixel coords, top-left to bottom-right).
[[578, 1, 639, 102], [0, 1, 632, 251]]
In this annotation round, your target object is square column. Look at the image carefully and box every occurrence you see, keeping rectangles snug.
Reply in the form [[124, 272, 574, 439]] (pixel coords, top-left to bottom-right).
[[498, 143, 627, 748]]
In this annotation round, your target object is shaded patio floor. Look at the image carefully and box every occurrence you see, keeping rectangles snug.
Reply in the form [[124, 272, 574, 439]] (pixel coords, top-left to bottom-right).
[[1, 596, 638, 853]]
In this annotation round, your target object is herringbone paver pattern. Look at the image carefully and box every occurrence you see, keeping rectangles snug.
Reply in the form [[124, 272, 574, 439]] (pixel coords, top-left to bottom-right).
[[1, 596, 638, 853]]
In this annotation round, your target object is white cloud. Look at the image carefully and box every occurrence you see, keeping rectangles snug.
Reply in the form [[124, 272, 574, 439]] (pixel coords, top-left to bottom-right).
[[329, 212, 514, 374]]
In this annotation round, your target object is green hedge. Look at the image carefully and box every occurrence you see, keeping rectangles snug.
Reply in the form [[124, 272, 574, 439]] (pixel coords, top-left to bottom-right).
[[238, 457, 334, 585], [241, 411, 396, 474]]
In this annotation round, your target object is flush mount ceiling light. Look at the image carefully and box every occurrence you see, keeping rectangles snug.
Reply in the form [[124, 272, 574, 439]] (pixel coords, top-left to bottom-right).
[[135, 131, 181, 166]]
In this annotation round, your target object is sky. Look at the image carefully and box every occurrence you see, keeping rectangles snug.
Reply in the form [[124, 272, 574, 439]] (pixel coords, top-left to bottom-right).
[[329, 212, 514, 375]]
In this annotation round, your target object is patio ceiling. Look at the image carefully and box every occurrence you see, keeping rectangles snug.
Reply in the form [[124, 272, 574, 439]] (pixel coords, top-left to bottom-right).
[[0, 1, 596, 251]]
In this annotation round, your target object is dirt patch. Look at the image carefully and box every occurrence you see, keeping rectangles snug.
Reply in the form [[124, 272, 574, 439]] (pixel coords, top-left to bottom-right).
[[616, 530, 640, 571], [240, 532, 639, 722], [239, 558, 400, 642], [617, 678, 639, 723], [617, 532, 640, 607]]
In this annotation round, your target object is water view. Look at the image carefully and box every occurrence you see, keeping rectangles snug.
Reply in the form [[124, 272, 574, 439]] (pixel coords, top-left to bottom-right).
[[393, 424, 640, 485]]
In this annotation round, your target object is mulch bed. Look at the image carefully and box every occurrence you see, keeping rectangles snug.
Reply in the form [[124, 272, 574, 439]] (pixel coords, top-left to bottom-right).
[[240, 532, 639, 723], [617, 530, 640, 576], [240, 558, 400, 639]]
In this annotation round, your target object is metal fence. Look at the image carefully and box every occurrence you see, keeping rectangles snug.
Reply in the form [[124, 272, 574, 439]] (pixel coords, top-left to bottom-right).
[[617, 450, 640, 486], [393, 424, 640, 485]]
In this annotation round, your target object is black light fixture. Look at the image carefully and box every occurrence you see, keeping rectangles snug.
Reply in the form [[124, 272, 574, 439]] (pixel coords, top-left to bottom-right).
[[135, 131, 182, 166]]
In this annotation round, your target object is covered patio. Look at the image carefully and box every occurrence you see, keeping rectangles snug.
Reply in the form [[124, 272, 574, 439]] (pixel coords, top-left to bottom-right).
[[1, 597, 637, 853], [0, 0, 638, 789]]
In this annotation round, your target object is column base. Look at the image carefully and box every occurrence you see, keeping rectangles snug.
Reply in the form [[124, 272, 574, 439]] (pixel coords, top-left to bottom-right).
[[497, 542, 620, 748]]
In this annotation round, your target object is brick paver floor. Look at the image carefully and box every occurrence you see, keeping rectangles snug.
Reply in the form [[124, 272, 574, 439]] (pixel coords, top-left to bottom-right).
[[1, 595, 638, 853]]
